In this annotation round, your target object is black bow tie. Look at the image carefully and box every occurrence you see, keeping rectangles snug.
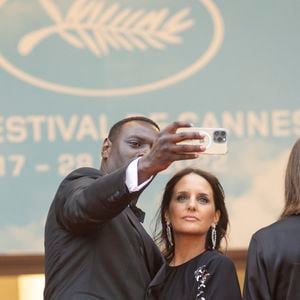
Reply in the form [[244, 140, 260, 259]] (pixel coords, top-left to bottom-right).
[[129, 204, 145, 223]]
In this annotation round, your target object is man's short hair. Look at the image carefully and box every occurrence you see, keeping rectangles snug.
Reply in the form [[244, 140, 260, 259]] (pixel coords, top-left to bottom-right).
[[108, 116, 160, 142]]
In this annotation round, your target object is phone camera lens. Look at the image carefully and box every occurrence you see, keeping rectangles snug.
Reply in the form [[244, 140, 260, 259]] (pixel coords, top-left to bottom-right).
[[214, 130, 226, 143]]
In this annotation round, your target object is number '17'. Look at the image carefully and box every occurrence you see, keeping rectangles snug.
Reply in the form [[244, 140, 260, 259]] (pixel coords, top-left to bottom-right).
[[0, 155, 26, 177]]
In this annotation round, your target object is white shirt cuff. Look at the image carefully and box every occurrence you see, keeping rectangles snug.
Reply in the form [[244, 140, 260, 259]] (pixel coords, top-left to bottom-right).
[[126, 157, 152, 192]]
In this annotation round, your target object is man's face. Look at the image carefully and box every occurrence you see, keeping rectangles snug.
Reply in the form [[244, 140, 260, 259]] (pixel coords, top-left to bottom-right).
[[101, 121, 160, 173]]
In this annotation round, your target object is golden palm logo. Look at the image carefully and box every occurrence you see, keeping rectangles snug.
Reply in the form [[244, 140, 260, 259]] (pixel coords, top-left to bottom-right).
[[0, 0, 224, 97], [19, 0, 194, 57]]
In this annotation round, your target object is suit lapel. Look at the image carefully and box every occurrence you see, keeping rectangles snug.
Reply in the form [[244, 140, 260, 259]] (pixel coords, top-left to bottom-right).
[[148, 262, 168, 288], [125, 206, 163, 276], [126, 206, 144, 230]]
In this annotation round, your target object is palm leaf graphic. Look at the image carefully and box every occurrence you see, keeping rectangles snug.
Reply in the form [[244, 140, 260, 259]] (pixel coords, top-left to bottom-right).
[[40, 0, 63, 23], [39, 0, 84, 49], [18, 0, 194, 57]]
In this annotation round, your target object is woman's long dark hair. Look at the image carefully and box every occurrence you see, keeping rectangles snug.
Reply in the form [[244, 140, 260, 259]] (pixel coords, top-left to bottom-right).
[[281, 138, 300, 217], [154, 168, 229, 262]]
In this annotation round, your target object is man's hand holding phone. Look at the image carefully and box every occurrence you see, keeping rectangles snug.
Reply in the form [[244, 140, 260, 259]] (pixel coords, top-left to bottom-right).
[[176, 127, 228, 155]]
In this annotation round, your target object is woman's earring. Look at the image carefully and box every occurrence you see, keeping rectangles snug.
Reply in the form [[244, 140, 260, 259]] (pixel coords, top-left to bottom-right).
[[211, 224, 217, 250], [166, 222, 173, 246]]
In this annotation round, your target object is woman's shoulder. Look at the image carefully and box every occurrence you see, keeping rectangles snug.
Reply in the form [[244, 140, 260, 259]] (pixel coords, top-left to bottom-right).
[[196, 250, 233, 264], [192, 251, 240, 297], [193, 250, 236, 273]]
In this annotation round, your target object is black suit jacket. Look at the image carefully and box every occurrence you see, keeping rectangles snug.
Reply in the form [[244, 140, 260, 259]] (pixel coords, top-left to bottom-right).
[[44, 166, 163, 300], [243, 215, 300, 300]]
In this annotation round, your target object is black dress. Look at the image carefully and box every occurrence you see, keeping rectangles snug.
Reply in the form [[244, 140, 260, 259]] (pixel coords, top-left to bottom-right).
[[146, 250, 242, 300]]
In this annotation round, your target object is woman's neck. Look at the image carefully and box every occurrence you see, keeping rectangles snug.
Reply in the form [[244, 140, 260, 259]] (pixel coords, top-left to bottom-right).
[[170, 235, 206, 266]]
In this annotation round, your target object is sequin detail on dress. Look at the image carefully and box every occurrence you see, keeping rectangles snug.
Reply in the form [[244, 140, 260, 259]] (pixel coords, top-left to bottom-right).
[[194, 265, 210, 300]]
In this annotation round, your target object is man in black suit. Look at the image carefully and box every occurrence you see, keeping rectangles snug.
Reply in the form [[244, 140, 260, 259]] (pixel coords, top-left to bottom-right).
[[44, 116, 204, 300]]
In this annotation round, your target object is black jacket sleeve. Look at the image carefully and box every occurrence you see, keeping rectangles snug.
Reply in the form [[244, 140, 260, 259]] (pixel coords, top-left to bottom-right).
[[54, 166, 143, 234]]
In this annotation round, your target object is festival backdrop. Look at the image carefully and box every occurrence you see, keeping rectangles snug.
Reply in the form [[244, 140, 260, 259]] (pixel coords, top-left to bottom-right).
[[0, 0, 299, 254]]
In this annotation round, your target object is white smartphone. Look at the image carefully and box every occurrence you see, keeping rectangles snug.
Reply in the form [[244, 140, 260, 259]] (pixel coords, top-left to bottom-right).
[[176, 127, 228, 155]]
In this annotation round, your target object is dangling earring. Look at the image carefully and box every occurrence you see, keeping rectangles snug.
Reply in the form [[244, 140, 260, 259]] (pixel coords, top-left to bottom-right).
[[211, 224, 217, 250], [166, 222, 173, 246]]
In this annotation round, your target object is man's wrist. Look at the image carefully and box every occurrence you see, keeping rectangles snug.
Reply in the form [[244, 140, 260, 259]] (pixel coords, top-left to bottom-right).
[[126, 158, 152, 192]]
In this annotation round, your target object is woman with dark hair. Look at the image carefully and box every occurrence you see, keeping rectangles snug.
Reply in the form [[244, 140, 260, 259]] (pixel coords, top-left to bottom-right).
[[146, 168, 242, 300], [243, 138, 300, 300]]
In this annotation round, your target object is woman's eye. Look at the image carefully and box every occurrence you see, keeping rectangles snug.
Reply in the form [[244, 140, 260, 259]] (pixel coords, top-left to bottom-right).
[[176, 194, 188, 202], [198, 197, 209, 204]]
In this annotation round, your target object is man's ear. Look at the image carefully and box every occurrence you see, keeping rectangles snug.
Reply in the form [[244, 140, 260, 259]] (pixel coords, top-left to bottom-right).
[[101, 138, 112, 159]]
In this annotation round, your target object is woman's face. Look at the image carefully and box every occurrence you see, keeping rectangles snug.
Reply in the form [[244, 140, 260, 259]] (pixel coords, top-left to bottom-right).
[[166, 173, 220, 239]]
